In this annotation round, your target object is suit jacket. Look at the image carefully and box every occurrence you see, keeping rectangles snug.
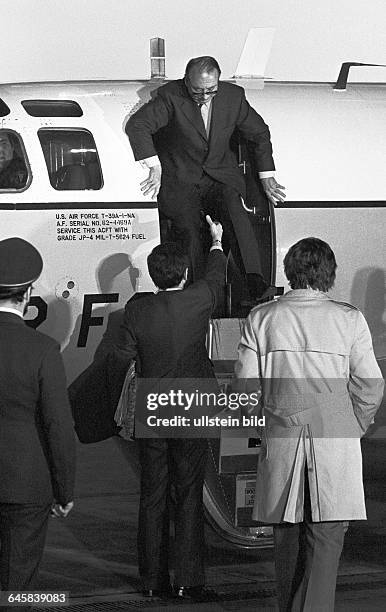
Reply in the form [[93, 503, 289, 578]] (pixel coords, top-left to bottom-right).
[[113, 249, 226, 434], [0, 312, 76, 505], [114, 250, 226, 432], [234, 289, 385, 522], [126, 79, 275, 197], [116, 249, 225, 375]]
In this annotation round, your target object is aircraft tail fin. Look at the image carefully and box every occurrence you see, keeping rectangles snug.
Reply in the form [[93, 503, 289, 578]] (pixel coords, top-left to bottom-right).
[[232, 27, 275, 84]]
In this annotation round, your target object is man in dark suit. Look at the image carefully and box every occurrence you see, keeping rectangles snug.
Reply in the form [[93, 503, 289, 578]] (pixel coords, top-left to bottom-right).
[[126, 55, 285, 295], [114, 216, 225, 601], [0, 238, 76, 606]]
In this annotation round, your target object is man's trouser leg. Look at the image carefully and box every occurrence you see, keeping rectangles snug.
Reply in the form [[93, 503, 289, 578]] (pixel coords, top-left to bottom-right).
[[273, 472, 347, 612], [216, 183, 263, 276], [169, 438, 207, 587], [297, 523, 346, 612], [137, 439, 171, 590], [273, 522, 304, 611], [0, 502, 51, 612], [159, 177, 263, 282], [158, 181, 206, 281]]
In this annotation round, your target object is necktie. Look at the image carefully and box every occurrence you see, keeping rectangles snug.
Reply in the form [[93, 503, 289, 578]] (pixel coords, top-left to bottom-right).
[[200, 102, 210, 136]]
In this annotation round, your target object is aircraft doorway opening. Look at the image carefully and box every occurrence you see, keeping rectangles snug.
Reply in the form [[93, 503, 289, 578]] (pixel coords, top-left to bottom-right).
[[226, 136, 277, 318], [202, 139, 276, 547]]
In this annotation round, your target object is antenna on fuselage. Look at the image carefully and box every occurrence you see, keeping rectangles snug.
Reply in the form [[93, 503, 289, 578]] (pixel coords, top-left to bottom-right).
[[150, 37, 166, 79], [334, 62, 386, 90]]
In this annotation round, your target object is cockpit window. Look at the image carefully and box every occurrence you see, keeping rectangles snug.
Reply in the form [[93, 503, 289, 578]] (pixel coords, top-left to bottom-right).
[[0, 130, 30, 191], [22, 100, 83, 117], [0, 99, 10, 117], [38, 129, 103, 190]]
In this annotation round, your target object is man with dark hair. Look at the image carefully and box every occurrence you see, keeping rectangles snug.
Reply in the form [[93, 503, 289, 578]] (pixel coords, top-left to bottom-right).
[[147, 242, 189, 289], [234, 237, 384, 611], [115, 216, 225, 601], [0, 238, 76, 609], [126, 55, 285, 299], [0, 132, 28, 190], [283, 236, 337, 292]]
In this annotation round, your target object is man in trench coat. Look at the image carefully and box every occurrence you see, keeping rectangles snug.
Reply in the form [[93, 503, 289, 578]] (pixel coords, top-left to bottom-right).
[[234, 237, 384, 611]]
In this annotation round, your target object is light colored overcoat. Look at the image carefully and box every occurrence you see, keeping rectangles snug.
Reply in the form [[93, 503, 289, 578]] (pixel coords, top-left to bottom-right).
[[234, 289, 384, 523]]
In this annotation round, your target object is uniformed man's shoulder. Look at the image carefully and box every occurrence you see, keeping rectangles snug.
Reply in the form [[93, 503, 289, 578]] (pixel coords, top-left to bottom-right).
[[24, 324, 59, 348], [19, 323, 61, 359]]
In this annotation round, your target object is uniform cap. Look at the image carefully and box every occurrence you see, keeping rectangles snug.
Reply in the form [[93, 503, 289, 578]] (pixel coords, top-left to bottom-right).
[[0, 237, 43, 288]]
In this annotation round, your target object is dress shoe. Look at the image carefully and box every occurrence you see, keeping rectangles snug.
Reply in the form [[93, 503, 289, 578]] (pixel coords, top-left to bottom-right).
[[142, 586, 173, 599], [174, 585, 219, 601]]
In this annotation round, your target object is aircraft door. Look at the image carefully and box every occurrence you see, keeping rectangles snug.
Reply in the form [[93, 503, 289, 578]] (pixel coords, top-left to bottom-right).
[[235, 136, 277, 291]]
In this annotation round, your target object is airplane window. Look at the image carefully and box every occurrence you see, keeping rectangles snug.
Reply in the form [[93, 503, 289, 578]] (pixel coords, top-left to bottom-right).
[[22, 100, 83, 117], [38, 129, 103, 190], [0, 99, 10, 116], [0, 130, 30, 191]]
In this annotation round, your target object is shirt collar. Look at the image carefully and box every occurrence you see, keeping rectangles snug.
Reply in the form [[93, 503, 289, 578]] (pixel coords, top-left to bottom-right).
[[283, 288, 329, 299], [0, 305, 24, 318], [158, 287, 183, 292]]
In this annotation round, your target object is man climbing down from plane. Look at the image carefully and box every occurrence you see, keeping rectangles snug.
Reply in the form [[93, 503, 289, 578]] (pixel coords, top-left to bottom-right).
[[126, 56, 285, 301]]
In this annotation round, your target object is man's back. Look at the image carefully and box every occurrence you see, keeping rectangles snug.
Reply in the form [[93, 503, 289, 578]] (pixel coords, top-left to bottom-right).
[[248, 290, 364, 378], [124, 282, 214, 379], [119, 250, 226, 379], [0, 312, 75, 505]]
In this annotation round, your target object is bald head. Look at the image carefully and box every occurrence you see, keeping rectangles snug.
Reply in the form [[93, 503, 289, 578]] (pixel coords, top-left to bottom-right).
[[184, 57, 221, 105]]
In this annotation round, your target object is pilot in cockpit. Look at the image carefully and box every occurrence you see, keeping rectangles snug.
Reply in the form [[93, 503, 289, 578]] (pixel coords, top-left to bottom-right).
[[0, 131, 28, 190]]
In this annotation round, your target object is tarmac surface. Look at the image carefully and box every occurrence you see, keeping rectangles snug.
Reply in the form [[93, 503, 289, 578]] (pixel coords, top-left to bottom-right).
[[32, 436, 386, 611]]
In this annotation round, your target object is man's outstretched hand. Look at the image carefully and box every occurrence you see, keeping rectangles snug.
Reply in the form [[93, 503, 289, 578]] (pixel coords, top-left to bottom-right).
[[260, 177, 286, 206], [140, 165, 162, 199], [206, 214, 223, 243]]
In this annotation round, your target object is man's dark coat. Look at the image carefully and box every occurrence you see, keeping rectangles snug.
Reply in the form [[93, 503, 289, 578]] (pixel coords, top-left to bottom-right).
[[114, 248, 226, 589], [0, 312, 75, 506], [126, 79, 275, 198], [116, 249, 226, 379]]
